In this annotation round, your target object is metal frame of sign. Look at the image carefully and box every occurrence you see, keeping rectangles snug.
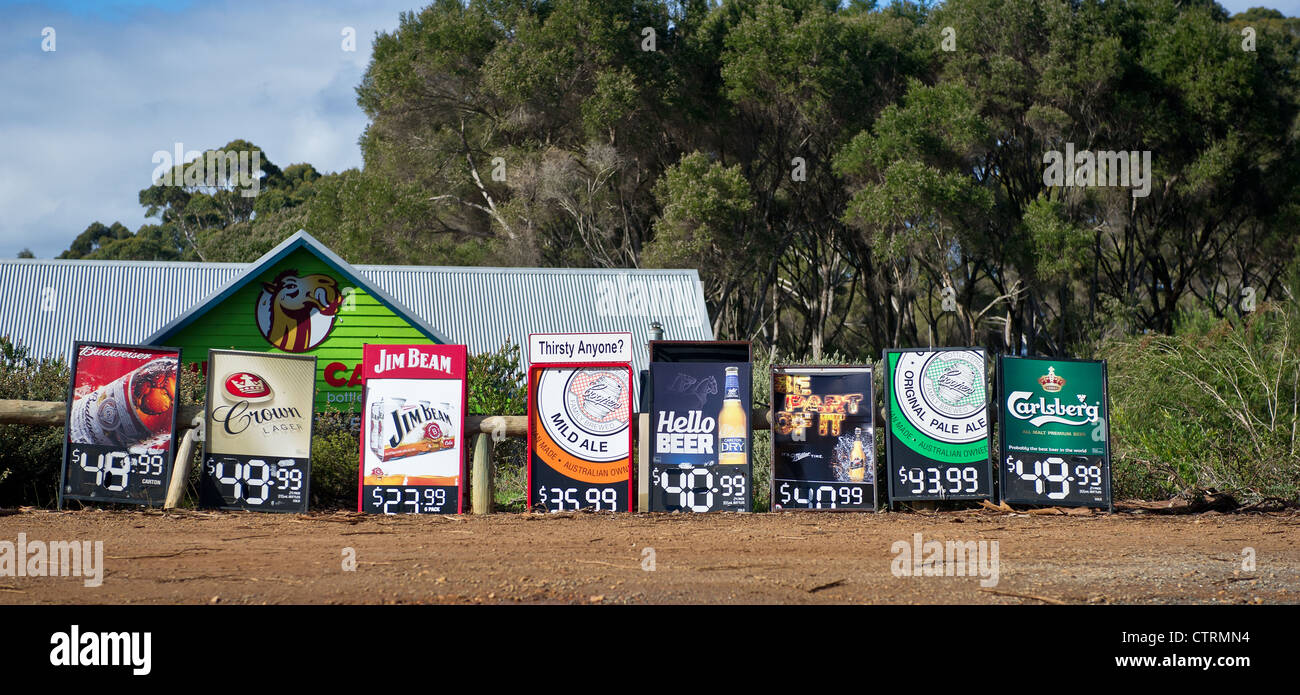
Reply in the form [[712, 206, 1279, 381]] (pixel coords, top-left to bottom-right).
[[202, 348, 317, 513], [526, 332, 635, 511], [648, 340, 752, 364], [58, 341, 184, 508], [356, 343, 469, 514], [883, 347, 993, 507], [769, 364, 876, 512], [996, 354, 1114, 511]]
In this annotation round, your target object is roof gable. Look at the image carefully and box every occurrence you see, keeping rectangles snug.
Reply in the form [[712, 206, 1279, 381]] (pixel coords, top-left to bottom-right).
[[146, 230, 450, 345]]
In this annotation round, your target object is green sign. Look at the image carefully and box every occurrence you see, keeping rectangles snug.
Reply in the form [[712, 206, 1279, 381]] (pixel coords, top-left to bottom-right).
[[150, 236, 442, 413], [997, 356, 1112, 508], [999, 357, 1107, 456], [883, 348, 992, 502]]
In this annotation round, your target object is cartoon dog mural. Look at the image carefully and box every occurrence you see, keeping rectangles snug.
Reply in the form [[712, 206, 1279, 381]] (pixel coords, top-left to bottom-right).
[[255, 270, 344, 352]]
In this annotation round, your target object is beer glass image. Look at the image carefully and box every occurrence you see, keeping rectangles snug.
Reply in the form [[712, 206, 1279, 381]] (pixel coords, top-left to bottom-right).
[[70, 356, 178, 450]]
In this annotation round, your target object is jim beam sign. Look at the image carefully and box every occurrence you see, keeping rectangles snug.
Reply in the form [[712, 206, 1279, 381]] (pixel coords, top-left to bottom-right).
[[59, 342, 183, 508], [527, 333, 634, 512], [359, 344, 467, 514], [201, 349, 316, 512], [997, 356, 1112, 509], [884, 348, 992, 503]]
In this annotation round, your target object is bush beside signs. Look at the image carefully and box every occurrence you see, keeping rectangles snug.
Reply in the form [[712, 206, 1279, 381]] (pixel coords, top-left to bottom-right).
[[201, 349, 316, 512], [59, 342, 182, 508], [358, 344, 468, 514], [771, 366, 876, 511], [884, 348, 992, 503], [997, 356, 1112, 508], [527, 333, 634, 512]]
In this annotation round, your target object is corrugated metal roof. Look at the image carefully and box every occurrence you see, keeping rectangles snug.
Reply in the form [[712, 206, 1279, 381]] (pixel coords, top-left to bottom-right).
[[0, 253, 713, 381]]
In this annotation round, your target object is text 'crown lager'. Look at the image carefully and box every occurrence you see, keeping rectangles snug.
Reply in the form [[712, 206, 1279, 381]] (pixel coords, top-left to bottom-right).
[[849, 426, 866, 482], [718, 366, 747, 465]]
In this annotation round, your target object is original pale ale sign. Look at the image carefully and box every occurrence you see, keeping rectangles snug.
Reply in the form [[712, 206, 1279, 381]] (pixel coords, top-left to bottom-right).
[[884, 348, 992, 503], [997, 356, 1112, 508], [59, 342, 183, 507], [358, 344, 467, 514], [649, 362, 752, 512], [201, 349, 316, 512], [771, 366, 875, 511], [527, 333, 634, 512]]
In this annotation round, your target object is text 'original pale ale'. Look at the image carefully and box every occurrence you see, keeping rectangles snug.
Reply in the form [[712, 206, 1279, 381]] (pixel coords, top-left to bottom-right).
[[717, 366, 747, 465]]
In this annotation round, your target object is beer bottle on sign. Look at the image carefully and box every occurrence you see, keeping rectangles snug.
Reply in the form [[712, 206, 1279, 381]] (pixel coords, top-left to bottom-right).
[[717, 367, 747, 465], [848, 427, 866, 482]]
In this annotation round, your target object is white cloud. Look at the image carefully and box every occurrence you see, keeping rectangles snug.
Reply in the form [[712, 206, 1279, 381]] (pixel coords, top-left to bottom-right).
[[0, 0, 418, 257]]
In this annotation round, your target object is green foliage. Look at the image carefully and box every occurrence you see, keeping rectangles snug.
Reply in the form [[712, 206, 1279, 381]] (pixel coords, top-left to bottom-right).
[[0, 338, 69, 507], [308, 409, 362, 509], [467, 341, 528, 510], [1105, 302, 1300, 502]]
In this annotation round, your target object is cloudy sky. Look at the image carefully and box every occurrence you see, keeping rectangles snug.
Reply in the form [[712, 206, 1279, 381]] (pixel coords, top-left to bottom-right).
[[0, 0, 1294, 259], [0, 0, 418, 258]]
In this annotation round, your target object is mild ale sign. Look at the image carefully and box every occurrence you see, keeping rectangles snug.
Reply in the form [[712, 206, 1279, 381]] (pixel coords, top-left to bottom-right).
[[997, 356, 1112, 508], [527, 333, 634, 512], [884, 348, 992, 503]]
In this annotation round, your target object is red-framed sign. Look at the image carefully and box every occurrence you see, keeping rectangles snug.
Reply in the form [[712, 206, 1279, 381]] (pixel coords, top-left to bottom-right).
[[357, 344, 468, 514], [526, 332, 635, 512]]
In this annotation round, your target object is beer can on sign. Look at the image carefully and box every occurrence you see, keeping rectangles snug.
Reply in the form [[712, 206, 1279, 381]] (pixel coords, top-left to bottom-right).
[[69, 357, 177, 449]]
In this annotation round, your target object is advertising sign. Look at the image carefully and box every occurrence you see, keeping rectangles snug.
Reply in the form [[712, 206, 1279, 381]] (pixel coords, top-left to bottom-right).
[[997, 356, 1112, 508], [884, 348, 992, 503], [358, 344, 467, 514], [59, 342, 182, 507], [201, 349, 316, 512], [648, 361, 752, 512], [771, 366, 875, 511], [527, 333, 634, 512]]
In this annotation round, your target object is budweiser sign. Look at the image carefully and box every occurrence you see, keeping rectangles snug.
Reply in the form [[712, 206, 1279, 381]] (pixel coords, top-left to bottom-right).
[[77, 345, 154, 361]]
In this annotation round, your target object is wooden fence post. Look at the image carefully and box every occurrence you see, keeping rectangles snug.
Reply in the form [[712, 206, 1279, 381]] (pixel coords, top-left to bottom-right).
[[471, 432, 494, 515]]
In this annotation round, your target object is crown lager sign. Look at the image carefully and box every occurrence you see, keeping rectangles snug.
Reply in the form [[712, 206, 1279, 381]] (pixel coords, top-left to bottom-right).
[[201, 349, 316, 512], [884, 348, 992, 503], [59, 342, 183, 508], [359, 344, 467, 514], [997, 356, 1112, 508], [771, 366, 875, 511], [527, 333, 634, 512]]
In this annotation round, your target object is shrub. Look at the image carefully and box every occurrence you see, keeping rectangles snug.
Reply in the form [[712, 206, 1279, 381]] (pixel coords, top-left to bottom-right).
[[0, 337, 70, 507], [1104, 302, 1300, 502], [468, 341, 527, 510]]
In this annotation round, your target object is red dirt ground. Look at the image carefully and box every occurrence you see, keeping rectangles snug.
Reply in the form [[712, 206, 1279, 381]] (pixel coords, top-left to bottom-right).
[[1, 507, 1296, 604]]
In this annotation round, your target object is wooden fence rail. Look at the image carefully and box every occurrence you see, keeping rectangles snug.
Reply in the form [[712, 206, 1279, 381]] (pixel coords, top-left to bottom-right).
[[0, 399, 774, 514], [0, 399, 774, 435]]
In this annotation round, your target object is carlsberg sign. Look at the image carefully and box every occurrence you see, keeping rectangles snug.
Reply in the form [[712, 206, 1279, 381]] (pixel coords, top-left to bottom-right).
[[999, 358, 1108, 457]]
